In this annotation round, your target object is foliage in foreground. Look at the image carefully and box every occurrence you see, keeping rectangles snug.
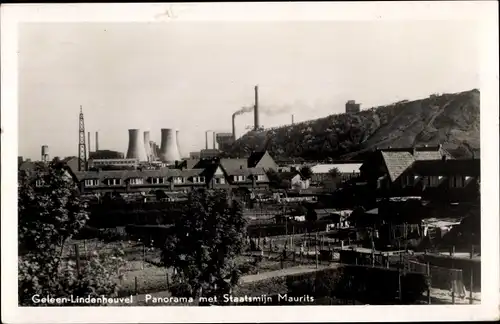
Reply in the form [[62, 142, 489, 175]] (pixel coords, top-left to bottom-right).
[[18, 162, 125, 306], [162, 189, 246, 303]]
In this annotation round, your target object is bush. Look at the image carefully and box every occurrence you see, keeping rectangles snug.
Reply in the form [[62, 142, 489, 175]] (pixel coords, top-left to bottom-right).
[[19, 248, 126, 306]]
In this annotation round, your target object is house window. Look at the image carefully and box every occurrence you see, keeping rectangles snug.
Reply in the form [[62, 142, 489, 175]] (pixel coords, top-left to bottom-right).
[[35, 179, 43, 187], [401, 176, 412, 187], [214, 177, 226, 184], [233, 175, 245, 182], [450, 176, 464, 188], [428, 176, 440, 187], [192, 176, 205, 184], [129, 178, 144, 185], [256, 175, 265, 181], [151, 177, 164, 184], [107, 178, 121, 186], [173, 177, 184, 184], [84, 179, 99, 187]]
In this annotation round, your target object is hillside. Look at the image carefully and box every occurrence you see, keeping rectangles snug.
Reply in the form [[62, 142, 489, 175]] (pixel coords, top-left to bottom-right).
[[228, 89, 480, 160]]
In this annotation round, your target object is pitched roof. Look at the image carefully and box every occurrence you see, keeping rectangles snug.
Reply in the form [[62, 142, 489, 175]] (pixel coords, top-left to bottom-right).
[[219, 158, 248, 171], [381, 151, 415, 182], [411, 159, 480, 177]]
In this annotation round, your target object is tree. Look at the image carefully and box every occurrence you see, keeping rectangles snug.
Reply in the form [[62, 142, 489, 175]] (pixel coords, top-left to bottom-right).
[[18, 162, 125, 306], [18, 162, 88, 254], [299, 166, 313, 180], [161, 189, 246, 304], [328, 167, 341, 179]]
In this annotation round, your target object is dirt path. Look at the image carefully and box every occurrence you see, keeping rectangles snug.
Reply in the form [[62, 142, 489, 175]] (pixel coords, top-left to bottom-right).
[[122, 264, 337, 305]]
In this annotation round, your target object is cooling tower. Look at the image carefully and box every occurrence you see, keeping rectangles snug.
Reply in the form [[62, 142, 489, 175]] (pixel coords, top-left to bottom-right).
[[176, 130, 183, 158], [159, 128, 181, 162], [144, 131, 152, 162], [126, 129, 148, 161]]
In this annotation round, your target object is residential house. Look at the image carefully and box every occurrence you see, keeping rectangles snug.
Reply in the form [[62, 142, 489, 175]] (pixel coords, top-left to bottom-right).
[[359, 144, 454, 196], [277, 171, 310, 190]]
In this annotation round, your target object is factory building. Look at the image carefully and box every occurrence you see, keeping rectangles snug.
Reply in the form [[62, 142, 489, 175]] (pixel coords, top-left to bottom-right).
[[345, 100, 361, 114]]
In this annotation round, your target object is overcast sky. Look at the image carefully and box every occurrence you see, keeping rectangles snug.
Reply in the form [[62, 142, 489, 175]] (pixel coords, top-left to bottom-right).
[[19, 21, 480, 160]]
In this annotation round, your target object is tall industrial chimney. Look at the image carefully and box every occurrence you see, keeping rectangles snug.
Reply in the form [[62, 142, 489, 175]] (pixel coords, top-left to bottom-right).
[[95, 132, 99, 151], [213, 132, 216, 150], [232, 114, 236, 141], [176, 130, 182, 158], [88, 132, 91, 155], [254, 85, 259, 131], [159, 128, 181, 163], [126, 129, 148, 161], [292, 114, 294, 125], [144, 131, 152, 162], [205, 131, 210, 150]]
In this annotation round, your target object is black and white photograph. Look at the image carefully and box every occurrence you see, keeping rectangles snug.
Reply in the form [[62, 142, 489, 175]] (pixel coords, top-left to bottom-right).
[[1, 2, 499, 323]]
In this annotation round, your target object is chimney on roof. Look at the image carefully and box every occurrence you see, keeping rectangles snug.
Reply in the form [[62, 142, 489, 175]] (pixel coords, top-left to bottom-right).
[[438, 143, 442, 151], [442, 155, 447, 161], [412, 146, 416, 156]]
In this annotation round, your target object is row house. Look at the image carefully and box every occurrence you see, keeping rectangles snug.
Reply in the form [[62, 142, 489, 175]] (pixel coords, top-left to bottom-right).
[[71, 163, 271, 195]]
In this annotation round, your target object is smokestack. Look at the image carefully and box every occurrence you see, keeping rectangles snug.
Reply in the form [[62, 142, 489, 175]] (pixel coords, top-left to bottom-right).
[[292, 114, 294, 124], [126, 129, 148, 161], [144, 131, 152, 162], [176, 130, 182, 158], [232, 114, 236, 141], [88, 132, 91, 155], [205, 131, 210, 150], [254, 85, 259, 131], [159, 128, 181, 163], [212, 132, 217, 150], [95, 132, 99, 151]]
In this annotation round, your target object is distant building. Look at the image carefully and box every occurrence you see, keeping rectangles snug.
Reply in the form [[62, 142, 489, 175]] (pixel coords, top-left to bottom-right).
[[310, 163, 363, 184], [189, 152, 201, 159], [18, 156, 23, 165], [345, 100, 361, 114]]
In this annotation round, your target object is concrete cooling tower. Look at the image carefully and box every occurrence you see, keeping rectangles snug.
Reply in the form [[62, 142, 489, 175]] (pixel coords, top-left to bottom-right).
[[159, 128, 181, 162], [126, 129, 148, 161], [176, 130, 183, 158], [144, 131, 152, 162]]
